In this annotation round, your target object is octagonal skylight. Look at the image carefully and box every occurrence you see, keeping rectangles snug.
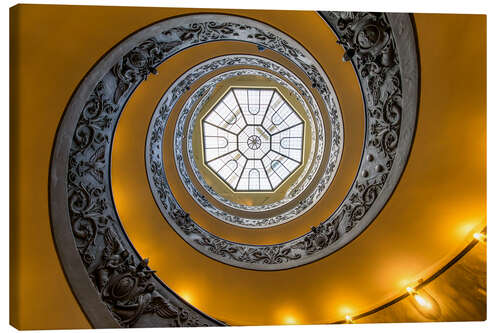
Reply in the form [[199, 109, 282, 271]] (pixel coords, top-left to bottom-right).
[[202, 88, 304, 192]]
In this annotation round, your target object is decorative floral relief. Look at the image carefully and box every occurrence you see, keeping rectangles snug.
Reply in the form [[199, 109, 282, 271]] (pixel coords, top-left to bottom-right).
[[143, 13, 402, 269], [91, 228, 208, 327], [112, 39, 182, 103], [61, 13, 414, 327], [184, 60, 325, 211], [329, 12, 402, 157]]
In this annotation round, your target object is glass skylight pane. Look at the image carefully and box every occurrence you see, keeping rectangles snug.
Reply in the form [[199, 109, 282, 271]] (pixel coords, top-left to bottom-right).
[[214, 103, 234, 122], [270, 93, 284, 111], [280, 137, 302, 149], [218, 164, 234, 178], [233, 88, 274, 125], [272, 161, 289, 179], [233, 89, 248, 104], [289, 150, 302, 161], [226, 173, 240, 188], [237, 176, 248, 190], [223, 93, 238, 110], [206, 101, 246, 134], [260, 90, 273, 105], [236, 159, 270, 191], [202, 123, 238, 161], [261, 94, 299, 134], [274, 104, 292, 122], [269, 173, 281, 187], [203, 87, 303, 192], [283, 112, 301, 127], [283, 159, 299, 171], [208, 158, 224, 171], [204, 111, 225, 127], [248, 90, 260, 104], [207, 151, 246, 188], [204, 137, 226, 149]]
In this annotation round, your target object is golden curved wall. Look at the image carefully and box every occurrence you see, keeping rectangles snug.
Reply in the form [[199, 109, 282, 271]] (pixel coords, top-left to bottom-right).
[[10, 4, 485, 329]]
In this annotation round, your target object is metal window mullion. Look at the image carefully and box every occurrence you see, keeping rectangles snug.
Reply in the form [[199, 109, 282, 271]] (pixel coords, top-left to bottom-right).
[[260, 90, 275, 126]]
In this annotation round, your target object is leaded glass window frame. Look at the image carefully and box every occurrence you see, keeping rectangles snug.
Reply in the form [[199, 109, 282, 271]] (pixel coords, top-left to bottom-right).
[[201, 87, 305, 192]]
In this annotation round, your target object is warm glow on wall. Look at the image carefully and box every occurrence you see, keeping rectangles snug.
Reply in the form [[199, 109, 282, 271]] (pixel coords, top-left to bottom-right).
[[474, 232, 486, 243], [406, 286, 441, 320], [178, 291, 193, 304], [456, 219, 485, 240], [335, 227, 485, 324], [457, 222, 476, 238], [338, 306, 354, 323], [414, 294, 432, 309], [283, 316, 297, 325]]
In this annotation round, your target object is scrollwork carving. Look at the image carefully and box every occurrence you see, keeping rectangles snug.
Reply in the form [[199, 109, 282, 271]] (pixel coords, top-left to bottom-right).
[[329, 12, 403, 159], [143, 13, 413, 270], [163, 61, 333, 227], [50, 12, 417, 327], [113, 39, 182, 103]]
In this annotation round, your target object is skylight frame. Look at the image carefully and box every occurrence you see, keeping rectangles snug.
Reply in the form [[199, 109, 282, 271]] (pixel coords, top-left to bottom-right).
[[201, 87, 304, 192]]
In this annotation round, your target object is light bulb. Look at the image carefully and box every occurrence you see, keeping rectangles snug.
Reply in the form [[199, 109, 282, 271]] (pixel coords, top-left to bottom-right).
[[407, 287, 441, 320], [473, 232, 486, 243], [414, 294, 432, 309]]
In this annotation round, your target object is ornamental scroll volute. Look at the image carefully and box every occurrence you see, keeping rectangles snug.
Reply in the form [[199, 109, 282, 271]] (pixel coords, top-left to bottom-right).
[[333, 12, 402, 163]]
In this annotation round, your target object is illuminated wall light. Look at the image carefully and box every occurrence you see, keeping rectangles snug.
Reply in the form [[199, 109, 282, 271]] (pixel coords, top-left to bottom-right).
[[473, 232, 486, 243], [283, 316, 297, 325], [413, 294, 432, 309], [329, 228, 484, 324], [339, 306, 354, 324], [406, 286, 441, 320], [179, 291, 193, 304]]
